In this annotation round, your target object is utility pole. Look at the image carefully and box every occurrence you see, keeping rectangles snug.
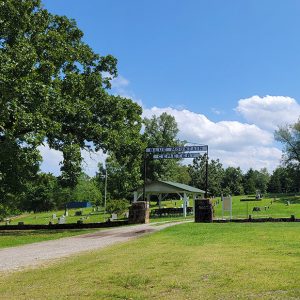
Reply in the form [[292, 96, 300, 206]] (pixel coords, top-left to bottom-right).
[[104, 167, 107, 213]]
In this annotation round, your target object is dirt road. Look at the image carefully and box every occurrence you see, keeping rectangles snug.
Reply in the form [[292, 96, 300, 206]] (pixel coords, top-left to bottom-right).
[[0, 222, 183, 272]]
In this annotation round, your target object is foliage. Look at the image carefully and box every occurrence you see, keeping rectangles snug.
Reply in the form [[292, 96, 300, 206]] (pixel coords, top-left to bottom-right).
[[188, 154, 224, 196], [243, 168, 270, 195], [171, 165, 191, 185], [221, 166, 244, 195], [143, 113, 184, 181], [96, 151, 143, 200], [106, 199, 129, 214], [275, 121, 300, 167], [242, 168, 256, 194], [0, 0, 143, 211], [72, 174, 102, 205], [21, 173, 58, 212], [268, 166, 300, 193]]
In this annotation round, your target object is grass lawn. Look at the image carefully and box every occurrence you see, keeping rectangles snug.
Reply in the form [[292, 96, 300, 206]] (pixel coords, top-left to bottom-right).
[[150, 193, 300, 220], [213, 194, 300, 219], [0, 229, 99, 249], [0, 222, 299, 299], [0, 207, 113, 225]]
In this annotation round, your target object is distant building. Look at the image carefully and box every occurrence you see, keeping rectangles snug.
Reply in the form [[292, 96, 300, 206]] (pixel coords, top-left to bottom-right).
[[66, 201, 92, 209]]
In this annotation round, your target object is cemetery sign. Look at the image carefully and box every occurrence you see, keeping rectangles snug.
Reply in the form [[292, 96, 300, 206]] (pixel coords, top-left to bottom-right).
[[143, 143, 209, 199]]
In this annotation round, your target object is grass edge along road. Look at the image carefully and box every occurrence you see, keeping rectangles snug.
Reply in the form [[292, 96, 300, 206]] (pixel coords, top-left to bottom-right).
[[0, 222, 299, 300], [0, 229, 100, 249]]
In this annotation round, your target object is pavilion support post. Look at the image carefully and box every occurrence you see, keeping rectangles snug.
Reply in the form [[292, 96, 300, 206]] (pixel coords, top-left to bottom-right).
[[193, 194, 197, 215], [183, 192, 188, 218], [158, 194, 162, 209]]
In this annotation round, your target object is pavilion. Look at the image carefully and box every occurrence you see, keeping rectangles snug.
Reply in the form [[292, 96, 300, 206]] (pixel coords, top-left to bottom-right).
[[133, 180, 205, 217]]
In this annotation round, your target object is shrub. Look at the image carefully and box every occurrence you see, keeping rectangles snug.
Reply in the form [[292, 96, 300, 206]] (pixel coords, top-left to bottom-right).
[[106, 199, 129, 214]]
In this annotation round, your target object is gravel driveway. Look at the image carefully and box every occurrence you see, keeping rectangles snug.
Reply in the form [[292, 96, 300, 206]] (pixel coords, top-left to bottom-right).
[[0, 222, 184, 272]]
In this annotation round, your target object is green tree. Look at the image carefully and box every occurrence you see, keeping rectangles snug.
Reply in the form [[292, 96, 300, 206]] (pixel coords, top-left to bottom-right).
[[222, 167, 244, 195], [72, 174, 102, 205], [253, 168, 270, 194], [243, 168, 256, 195], [172, 165, 191, 185], [267, 168, 283, 193], [22, 173, 57, 212], [0, 0, 143, 210], [267, 167, 297, 194], [275, 121, 300, 167], [188, 154, 224, 196], [143, 113, 184, 181], [96, 150, 143, 200]]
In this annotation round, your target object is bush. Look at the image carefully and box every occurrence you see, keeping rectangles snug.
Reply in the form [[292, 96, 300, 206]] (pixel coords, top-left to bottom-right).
[[106, 199, 129, 214]]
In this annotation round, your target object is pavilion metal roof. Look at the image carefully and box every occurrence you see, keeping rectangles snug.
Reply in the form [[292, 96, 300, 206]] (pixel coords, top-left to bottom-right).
[[136, 180, 205, 194]]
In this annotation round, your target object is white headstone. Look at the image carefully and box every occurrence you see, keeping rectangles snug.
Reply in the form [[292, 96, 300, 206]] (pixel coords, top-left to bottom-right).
[[58, 216, 65, 224]]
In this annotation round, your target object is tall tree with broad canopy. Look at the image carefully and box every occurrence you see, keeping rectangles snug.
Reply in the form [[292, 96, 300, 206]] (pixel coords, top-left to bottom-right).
[[221, 167, 244, 195], [143, 113, 184, 182], [0, 0, 143, 212]]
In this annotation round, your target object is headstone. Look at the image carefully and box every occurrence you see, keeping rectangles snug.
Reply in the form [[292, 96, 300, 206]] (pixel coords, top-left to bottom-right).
[[111, 213, 117, 220], [52, 213, 57, 219], [58, 216, 65, 224], [65, 211, 69, 217]]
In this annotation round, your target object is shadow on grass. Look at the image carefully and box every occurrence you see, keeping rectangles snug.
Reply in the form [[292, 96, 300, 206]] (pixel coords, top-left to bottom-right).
[[273, 196, 300, 204]]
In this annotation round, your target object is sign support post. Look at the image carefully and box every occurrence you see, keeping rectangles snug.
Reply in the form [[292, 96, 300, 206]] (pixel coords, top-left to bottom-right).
[[205, 146, 208, 198], [143, 152, 146, 202]]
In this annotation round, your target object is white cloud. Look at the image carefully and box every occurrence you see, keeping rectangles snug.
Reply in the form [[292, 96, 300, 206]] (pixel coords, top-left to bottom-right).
[[211, 147, 282, 172], [39, 88, 296, 174], [236, 95, 300, 130], [144, 106, 272, 148], [111, 75, 130, 89], [211, 107, 222, 115], [81, 149, 107, 176], [110, 74, 143, 106], [143, 106, 280, 172], [38, 144, 107, 176], [38, 144, 62, 175]]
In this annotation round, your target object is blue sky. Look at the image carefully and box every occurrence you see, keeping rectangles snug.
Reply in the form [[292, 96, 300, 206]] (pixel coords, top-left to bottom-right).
[[40, 0, 300, 175]]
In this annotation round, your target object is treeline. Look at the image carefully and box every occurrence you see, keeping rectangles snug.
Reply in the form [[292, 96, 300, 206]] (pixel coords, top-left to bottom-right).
[[187, 156, 300, 197]]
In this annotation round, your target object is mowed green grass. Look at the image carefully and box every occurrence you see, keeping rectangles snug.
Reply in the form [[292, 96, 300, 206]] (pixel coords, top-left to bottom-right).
[[0, 229, 98, 249], [2, 193, 300, 226], [151, 193, 300, 220], [0, 223, 299, 300], [0, 207, 112, 225], [213, 194, 300, 219]]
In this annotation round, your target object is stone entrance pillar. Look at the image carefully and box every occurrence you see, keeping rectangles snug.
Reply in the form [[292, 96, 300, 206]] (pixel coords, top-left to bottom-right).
[[194, 199, 213, 223], [128, 201, 150, 224]]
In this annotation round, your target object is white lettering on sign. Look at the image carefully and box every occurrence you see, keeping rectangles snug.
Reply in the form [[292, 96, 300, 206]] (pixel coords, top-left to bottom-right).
[[153, 153, 201, 159], [146, 145, 208, 153]]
